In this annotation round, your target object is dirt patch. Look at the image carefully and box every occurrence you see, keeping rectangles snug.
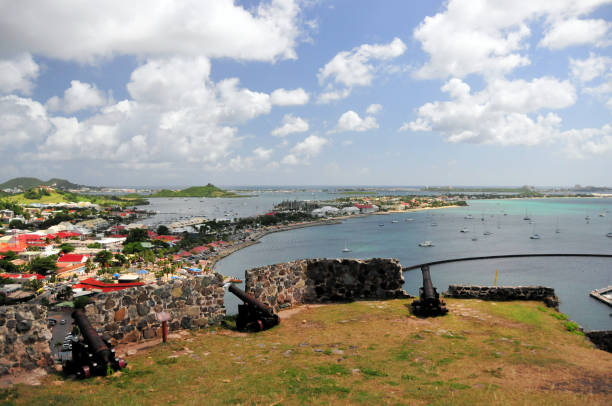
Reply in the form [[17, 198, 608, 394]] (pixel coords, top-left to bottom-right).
[[277, 304, 324, 321], [545, 372, 612, 394], [0, 368, 48, 388]]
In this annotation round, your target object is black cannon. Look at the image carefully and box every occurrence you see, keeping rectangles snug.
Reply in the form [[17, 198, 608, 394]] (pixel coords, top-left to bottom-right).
[[228, 284, 280, 331], [411, 265, 448, 317], [62, 308, 127, 378]]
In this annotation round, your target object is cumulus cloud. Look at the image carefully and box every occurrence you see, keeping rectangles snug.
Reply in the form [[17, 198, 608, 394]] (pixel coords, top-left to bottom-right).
[[46, 80, 108, 113], [564, 124, 612, 157], [0, 95, 50, 149], [282, 134, 328, 165], [570, 53, 612, 83], [365, 103, 382, 115], [317, 37, 406, 103], [333, 110, 378, 133], [0, 0, 302, 63], [271, 114, 309, 137], [539, 18, 611, 50], [3, 56, 282, 167], [253, 147, 273, 160], [0, 53, 39, 95], [270, 88, 309, 105], [413, 0, 611, 79], [401, 77, 576, 146]]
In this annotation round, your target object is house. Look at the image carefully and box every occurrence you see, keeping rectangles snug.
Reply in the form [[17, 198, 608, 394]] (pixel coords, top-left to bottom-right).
[[72, 277, 143, 292], [311, 206, 340, 217], [341, 206, 360, 215], [56, 263, 87, 278], [354, 204, 379, 214], [57, 254, 89, 264]]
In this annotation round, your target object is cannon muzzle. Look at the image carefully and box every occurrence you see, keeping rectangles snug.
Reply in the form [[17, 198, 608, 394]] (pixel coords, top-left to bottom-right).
[[411, 265, 448, 317], [228, 283, 280, 331]]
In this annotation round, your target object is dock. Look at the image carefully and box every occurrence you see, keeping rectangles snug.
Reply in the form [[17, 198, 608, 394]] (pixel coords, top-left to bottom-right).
[[590, 286, 612, 307]]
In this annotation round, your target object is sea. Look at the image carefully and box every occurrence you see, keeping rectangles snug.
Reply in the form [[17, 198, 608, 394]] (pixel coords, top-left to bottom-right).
[[143, 194, 612, 330]]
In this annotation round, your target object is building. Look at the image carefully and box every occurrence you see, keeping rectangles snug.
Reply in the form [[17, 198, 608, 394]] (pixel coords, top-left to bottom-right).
[[354, 204, 379, 214], [57, 254, 89, 264]]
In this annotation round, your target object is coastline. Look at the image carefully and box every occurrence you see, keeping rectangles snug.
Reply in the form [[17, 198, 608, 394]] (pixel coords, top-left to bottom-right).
[[210, 204, 460, 269]]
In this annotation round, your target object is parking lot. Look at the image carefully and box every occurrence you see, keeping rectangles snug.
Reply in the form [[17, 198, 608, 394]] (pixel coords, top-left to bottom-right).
[[47, 310, 73, 358]]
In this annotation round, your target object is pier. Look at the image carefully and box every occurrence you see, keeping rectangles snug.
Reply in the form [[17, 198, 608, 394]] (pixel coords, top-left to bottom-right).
[[590, 286, 612, 307]]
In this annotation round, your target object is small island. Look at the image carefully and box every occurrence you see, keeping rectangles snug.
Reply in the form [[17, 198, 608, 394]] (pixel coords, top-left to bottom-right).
[[149, 183, 245, 198]]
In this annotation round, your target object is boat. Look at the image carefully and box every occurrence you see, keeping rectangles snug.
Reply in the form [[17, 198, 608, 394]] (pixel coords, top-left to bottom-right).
[[418, 241, 434, 247], [607, 232, 612, 238], [464, 214, 473, 220], [379, 224, 385, 227], [523, 209, 531, 221], [460, 228, 469, 233], [230, 278, 243, 283], [391, 220, 399, 224], [471, 236, 478, 241], [600, 212, 606, 217], [530, 234, 541, 239], [405, 218, 414, 222], [483, 231, 492, 236], [342, 241, 351, 252], [555, 217, 561, 234], [430, 222, 438, 227]]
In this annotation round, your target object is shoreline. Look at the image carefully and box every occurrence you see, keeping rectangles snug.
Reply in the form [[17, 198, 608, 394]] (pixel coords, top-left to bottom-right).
[[210, 205, 460, 270]]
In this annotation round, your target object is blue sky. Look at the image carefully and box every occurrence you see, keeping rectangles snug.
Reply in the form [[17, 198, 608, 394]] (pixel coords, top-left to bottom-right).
[[1, 0, 611, 187]]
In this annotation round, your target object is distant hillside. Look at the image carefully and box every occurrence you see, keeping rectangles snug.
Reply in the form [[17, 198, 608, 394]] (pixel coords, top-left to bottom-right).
[[150, 183, 243, 198], [0, 177, 83, 190]]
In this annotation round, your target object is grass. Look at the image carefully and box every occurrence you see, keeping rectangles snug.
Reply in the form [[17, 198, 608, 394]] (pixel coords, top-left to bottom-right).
[[5, 299, 612, 405]]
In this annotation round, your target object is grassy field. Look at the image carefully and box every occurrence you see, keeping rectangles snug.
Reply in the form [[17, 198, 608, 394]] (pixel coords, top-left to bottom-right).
[[3, 299, 611, 405], [5, 191, 146, 207]]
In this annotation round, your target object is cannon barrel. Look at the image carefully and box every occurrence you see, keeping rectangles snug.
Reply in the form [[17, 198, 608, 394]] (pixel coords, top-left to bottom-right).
[[228, 283, 279, 331], [410, 265, 448, 317], [421, 265, 436, 300], [72, 308, 112, 365], [229, 283, 274, 317]]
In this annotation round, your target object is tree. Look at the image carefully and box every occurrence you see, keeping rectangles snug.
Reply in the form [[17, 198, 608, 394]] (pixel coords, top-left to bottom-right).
[[122, 242, 144, 255], [9, 219, 26, 229], [73, 296, 90, 309], [2, 251, 17, 261], [114, 253, 128, 266], [156, 225, 170, 235], [58, 243, 75, 254], [29, 256, 57, 275], [23, 278, 43, 292], [125, 228, 149, 243], [94, 250, 113, 267]]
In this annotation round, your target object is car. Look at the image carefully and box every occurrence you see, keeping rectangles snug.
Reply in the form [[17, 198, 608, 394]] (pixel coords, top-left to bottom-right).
[[47, 318, 57, 326], [60, 319, 66, 325]]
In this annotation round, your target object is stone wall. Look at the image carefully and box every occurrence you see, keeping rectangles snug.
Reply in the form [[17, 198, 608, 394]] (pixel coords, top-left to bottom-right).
[[244, 258, 409, 312], [586, 331, 612, 353], [0, 304, 53, 376], [445, 285, 559, 309], [84, 273, 225, 345]]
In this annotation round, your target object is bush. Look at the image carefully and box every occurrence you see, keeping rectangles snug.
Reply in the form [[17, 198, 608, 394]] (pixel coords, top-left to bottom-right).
[[73, 296, 91, 309]]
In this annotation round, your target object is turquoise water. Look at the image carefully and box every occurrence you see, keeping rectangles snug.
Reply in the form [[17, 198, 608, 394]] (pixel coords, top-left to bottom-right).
[[216, 198, 612, 330]]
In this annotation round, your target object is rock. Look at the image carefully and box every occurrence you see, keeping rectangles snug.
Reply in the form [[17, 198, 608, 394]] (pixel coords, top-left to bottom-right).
[[16, 320, 31, 334], [114, 307, 126, 322], [137, 303, 150, 317], [171, 287, 183, 298]]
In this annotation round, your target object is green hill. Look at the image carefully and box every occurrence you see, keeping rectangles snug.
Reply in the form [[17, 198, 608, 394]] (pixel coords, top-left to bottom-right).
[[0, 177, 84, 190], [150, 183, 243, 198]]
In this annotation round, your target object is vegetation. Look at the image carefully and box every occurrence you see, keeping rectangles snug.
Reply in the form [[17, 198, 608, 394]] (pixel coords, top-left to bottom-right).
[[5, 189, 148, 207], [7, 299, 611, 405], [28, 256, 57, 275], [0, 177, 83, 190], [149, 183, 244, 198]]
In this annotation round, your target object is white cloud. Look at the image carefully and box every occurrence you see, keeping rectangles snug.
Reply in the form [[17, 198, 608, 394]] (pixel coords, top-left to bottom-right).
[[4, 57, 280, 166], [570, 53, 612, 83], [46, 80, 108, 113], [333, 110, 378, 133], [366, 104, 382, 115], [0, 0, 302, 63], [539, 18, 611, 50], [0, 53, 39, 95], [253, 147, 273, 160], [413, 0, 611, 79], [316, 88, 351, 104], [282, 134, 328, 164], [402, 77, 576, 146], [317, 37, 406, 103], [270, 88, 309, 105], [271, 114, 309, 137], [564, 124, 612, 157], [0, 95, 50, 149]]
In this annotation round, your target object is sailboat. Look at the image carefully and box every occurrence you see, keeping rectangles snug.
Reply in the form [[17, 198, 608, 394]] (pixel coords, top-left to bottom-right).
[[523, 209, 531, 221], [418, 241, 434, 247], [555, 217, 561, 234], [530, 222, 540, 239], [342, 241, 351, 252]]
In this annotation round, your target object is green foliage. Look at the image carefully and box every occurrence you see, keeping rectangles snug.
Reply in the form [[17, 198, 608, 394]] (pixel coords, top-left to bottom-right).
[[156, 225, 170, 235], [23, 278, 43, 291], [150, 184, 242, 198], [315, 364, 350, 376], [360, 367, 388, 377], [1, 251, 17, 261], [122, 242, 144, 254], [73, 296, 91, 309], [94, 250, 113, 266], [58, 243, 75, 254], [28, 256, 57, 275], [0, 177, 82, 190], [23, 188, 50, 200], [87, 242, 102, 249], [8, 219, 27, 229], [0, 258, 19, 273], [126, 228, 149, 243], [563, 321, 584, 335]]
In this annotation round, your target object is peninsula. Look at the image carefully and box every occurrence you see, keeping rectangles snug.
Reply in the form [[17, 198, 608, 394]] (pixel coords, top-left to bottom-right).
[[148, 184, 245, 198]]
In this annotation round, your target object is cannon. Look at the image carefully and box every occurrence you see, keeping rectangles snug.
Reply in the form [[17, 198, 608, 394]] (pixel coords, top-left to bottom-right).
[[228, 284, 280, 331], [62, 308, 127, 378], [411, 265, 448, 317]]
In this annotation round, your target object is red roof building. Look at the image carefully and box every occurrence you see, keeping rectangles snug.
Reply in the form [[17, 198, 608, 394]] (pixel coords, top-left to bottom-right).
[[1, 273, 45, 280], [72, 277, 143, 292], [57, 254, 89, 263]]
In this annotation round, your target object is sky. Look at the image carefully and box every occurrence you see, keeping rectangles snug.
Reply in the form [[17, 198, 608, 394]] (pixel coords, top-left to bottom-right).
[[1, 0, 611, 187]]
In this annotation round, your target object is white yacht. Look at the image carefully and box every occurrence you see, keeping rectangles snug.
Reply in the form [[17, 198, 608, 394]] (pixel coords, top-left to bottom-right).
[[460, 228, 469, 233], [418, 241, 434, 247], [530, 234, 541, 239], [464, 214, 473, 220], [342, 241, 351, 252]]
